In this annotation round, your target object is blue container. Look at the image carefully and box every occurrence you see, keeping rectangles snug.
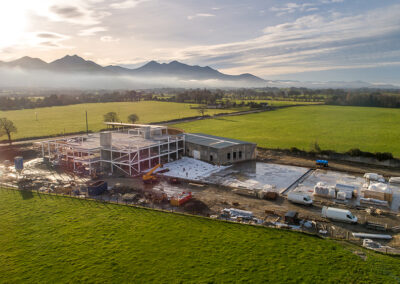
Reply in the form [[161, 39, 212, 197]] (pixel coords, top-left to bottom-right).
[[316, 159, 328, 167], [14, 156, 24, 171]]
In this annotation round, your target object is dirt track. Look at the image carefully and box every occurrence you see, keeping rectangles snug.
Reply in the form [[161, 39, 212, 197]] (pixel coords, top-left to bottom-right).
[[258, 148, 400, 177]]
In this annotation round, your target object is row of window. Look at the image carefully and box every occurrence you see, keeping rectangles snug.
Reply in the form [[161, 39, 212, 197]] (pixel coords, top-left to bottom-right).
[[227, 151, 242, 160]]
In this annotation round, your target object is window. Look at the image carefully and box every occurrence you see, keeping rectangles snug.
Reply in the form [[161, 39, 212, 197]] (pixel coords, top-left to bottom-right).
[[239, 151, 242, 159], [210, 155, 213, 162], [233, 152, 237, 159], [227, 153, 231, 160]]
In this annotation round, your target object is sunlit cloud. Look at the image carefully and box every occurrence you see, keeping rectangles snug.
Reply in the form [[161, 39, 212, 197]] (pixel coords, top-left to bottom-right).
[[100, 36, 120, 43], [187, 13, 215, 20], [78, 27, 108, 36], [110, 0, 150, 9]]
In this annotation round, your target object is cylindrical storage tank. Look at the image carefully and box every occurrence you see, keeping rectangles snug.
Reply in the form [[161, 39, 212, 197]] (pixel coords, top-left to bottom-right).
[[141, 126, 151, 139], [100, 132, 112, 147], [14, 156, 24, 171]]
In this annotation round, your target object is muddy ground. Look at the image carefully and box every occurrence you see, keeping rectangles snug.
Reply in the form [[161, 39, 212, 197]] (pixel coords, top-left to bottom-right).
[[2, 143, 400, 250], [258, 148, 400, 177]]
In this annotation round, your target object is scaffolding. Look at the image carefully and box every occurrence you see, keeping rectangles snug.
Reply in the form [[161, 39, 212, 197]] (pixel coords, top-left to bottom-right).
[[39, 125, 185, 177]]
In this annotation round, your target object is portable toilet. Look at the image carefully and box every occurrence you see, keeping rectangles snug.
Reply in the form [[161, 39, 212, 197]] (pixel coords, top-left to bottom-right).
[[14, 156, 24, 172]]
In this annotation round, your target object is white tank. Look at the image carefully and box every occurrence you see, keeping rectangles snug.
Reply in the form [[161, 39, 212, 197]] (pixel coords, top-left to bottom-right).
[[141, 127, 151, 139], [100, 132, 112, 147]]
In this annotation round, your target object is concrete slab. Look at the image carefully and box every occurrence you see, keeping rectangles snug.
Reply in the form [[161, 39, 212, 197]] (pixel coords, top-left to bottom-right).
[[158, 157, 229, 181], [209, 161, 310, 192]]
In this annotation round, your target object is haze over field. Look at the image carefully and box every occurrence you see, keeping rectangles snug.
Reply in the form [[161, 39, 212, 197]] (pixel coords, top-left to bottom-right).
[[0, 1, 399, 88]]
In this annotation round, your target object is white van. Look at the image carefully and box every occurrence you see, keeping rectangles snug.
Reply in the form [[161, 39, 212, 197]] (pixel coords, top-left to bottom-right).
[[321, 206, 358, 224], [287, 192, 313, 206]]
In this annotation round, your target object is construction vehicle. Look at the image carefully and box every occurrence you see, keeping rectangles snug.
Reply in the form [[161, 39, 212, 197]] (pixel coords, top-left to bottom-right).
[[142, 164, 162, 184]]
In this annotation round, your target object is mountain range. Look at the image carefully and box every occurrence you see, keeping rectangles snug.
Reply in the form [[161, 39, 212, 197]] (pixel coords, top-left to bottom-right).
[[0, 55, 398, 89], [0, 55, 265, 86]]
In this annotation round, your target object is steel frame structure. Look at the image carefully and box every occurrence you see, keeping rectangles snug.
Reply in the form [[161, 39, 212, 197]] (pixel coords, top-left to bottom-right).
[[39, 129, 184, 177]]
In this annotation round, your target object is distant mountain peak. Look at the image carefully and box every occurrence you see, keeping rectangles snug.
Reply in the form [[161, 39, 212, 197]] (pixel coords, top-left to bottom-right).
[[7, 56, 48, 69], [52, 54, 88, 64]]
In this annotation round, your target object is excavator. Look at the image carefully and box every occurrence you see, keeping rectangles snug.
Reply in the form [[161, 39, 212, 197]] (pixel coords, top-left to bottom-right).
[[142, 164, 162, 184]]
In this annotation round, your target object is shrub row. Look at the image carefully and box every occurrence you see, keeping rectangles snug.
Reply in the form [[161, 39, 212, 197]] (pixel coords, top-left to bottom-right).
[[289, 147, 394, 161]]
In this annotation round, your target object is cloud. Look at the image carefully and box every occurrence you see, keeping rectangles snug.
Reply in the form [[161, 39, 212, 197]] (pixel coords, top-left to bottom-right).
[[78, 26, 108, 36], [187, 13, 215, 20], [110, 0, 149, 9], [36, 32, 65, 39], [270, 2, 316, 16], [270, 0, 342, 16], [33, 32, 70, 49], [100, 36, 120, 42], [50, 5, 84, 18], [41, 1, 111, 26], [162, 4, 400, 76]]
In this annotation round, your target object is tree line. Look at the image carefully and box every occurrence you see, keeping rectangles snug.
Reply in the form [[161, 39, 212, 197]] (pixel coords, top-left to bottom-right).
[[325, 92, 400, 108], [1, 87, 400, 111], [0, 91, 153, 111]]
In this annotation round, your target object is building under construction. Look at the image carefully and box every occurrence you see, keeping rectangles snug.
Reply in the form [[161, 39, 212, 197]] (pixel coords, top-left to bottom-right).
[[40, 124, 184, 177]]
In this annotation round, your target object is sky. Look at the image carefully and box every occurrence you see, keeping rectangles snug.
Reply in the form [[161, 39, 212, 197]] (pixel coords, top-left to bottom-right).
[[0, 0, 399, 84]]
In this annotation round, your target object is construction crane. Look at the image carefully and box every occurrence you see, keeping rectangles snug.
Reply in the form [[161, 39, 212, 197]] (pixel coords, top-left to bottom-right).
[[142, 164, 162, 183]]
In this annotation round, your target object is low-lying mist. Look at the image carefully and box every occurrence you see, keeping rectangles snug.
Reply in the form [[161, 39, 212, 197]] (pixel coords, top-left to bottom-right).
[[0, 67, 261, 90]]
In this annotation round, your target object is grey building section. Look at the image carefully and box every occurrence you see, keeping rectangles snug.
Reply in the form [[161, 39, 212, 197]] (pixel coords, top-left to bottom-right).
[[184, 133, 257, 165]]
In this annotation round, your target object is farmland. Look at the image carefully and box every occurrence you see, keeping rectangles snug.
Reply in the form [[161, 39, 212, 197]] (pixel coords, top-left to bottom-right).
[[0, 101, 243, 140], [0, 188, 399, 283], [174, 105, 400, 157]]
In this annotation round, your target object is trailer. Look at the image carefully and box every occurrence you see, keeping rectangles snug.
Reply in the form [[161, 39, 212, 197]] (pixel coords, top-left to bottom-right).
[[87, 180, 107, 196], [365, 221, 388, 232]]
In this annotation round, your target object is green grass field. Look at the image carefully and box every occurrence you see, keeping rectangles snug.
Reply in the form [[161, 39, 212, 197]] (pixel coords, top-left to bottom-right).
[[0, 188, 399, 283], [174, 105, 400, 156], [0, 101, 243, 140]]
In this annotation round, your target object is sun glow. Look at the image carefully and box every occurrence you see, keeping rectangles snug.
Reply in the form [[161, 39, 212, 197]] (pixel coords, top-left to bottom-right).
[[0, 3, 27, 49]]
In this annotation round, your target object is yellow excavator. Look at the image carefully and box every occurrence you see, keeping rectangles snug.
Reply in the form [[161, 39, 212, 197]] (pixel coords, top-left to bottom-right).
[[142, 164, 162, 183]]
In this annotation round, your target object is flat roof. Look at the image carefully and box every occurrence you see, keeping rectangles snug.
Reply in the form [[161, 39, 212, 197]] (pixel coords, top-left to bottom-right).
[[44, 131, 180, 152], [183, 133, 256, 149], [104, 122, 167, 129]]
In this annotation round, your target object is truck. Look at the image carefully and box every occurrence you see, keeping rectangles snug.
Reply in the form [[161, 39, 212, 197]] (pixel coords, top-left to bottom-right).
[[287, 192, 313, 206], [321, 206, 358, 224]]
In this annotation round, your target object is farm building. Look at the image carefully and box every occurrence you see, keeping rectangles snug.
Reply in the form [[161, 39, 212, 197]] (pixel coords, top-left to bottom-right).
[[40, 124, 184, 177], [183, 133, 257, 165]]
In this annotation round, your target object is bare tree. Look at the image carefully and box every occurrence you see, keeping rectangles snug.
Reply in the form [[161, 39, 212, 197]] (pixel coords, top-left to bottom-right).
[[127, 114, 139, 124], [197, 106, 208, 117], [0, 118, 17, 145]]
